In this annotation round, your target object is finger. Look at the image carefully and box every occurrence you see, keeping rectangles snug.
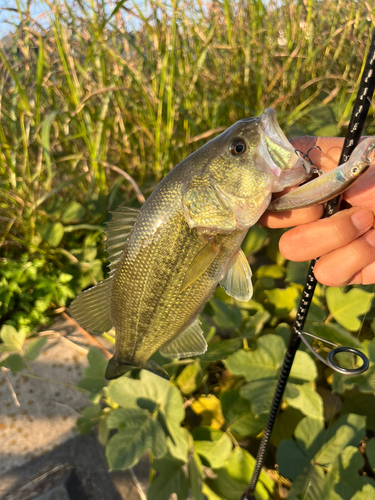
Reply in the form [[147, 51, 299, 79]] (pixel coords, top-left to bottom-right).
[[314, 229, 375, 287], [259, 204, 323, 228], [347, 260, 375, 285], [279, 207, 374, 261]]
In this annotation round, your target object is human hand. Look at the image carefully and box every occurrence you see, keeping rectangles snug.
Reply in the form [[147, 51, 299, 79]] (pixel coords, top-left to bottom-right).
[[259, 137, 375, 286]]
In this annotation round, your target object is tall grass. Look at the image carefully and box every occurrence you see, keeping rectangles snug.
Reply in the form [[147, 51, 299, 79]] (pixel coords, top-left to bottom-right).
[[0, 0, 374, 254]]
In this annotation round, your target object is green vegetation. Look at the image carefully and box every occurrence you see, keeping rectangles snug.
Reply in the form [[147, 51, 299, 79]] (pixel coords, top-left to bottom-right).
[[1, 1, 375, 498]]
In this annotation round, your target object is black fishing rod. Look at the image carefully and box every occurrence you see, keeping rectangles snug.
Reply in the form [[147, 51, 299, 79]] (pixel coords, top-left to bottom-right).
[[243, 27, 375, 500]]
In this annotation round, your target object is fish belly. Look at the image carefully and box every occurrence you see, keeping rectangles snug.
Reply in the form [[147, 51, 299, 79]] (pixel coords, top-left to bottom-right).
[[110, 209, 245, 368]]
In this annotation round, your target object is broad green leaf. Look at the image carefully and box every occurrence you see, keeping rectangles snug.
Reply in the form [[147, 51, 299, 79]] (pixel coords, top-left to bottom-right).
[[316, 414, 366, 466], [333, 364, 375, 395], [289, 351, 317, 382], [241, 380, 298, 416], [294, 417, 325, 455], [200, 339, 242, 362], [326, 288, 372, 332], [308, 322, 361, 348], [256, 265, 284, 279], [322, 446, 374, 499], [210, 298, 242, 329], [366, 438, 375, 470], [38, 222, 64, 247], [224, 334, 285, 382], [76, 347, 108, 395], [0, 324, 26, 351], [191, 394, 225, 429], [166, 423, 190, 462], [192, 427, 232, 469], [107, 407, 149, 429], [288, 464, 325, 500], [176, 360, 203, 395], [24, 336, 47, 361], [108, 370, 184, 424], [286, 260, 310, 285], [241, 224, 268, 255], [277, 438, 310, 481], [342, 393, 375, 431], [147, 455, 189, 500], [76, 404, 103, 434], [264, 286, 299, 316], [0, 353, 25, 372], [188, 451, 204, 500], [285, 383, 323, 419], [220, 390, 266, 436], [62, 201, 86, 222], [206, 446, 273, 500], [106, 413, 167, 470], [242, 310, 271, 338]]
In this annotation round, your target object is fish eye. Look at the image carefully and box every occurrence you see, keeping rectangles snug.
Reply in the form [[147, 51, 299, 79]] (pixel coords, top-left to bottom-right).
[[351, 166, 359, 175], [230, 139, 246, 156]]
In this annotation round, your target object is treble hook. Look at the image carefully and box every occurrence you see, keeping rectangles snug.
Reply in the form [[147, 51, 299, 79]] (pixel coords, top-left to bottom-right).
[[297, 330, 369, 375], [294, 145, 323, 175]]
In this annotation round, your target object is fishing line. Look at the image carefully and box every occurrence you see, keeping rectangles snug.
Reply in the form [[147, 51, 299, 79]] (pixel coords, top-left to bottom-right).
[[243, 27, 375, 500]]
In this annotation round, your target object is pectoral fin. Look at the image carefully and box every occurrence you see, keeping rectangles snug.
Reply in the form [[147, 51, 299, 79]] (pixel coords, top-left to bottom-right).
[[70, 278, 113, 333], [220, 249, 253, 301], [181, 239, 221, 292], [159, 319, 207, 359]]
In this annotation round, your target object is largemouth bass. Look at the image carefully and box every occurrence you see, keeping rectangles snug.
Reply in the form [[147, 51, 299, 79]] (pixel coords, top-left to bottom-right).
[[70, 108, 313, 379]]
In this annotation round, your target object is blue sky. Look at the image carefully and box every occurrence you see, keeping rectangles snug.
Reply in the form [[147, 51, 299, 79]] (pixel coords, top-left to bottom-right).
[[0, 1, 50, 36]]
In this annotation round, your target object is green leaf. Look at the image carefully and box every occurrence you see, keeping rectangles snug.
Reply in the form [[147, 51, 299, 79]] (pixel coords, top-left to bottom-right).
[[326, 288, 373, 332], [206, 446, 273, 500], [289, 351, 317, 382], [176, 360, 203, 395], [192, 427, 232, 469], [108, 370, 187, 461], [62, 201, 86, 222], [107, 407, 148, 429], [147, 455, 189, 500], [0, 353, 25, 372], [76, 347, 108, 395], [220, 390, 266, 436], [288, 464, 325, 500], [286, 260, 310, 285], [285, 383, 323, 419], [322, 446, 374, 499], [277, 438, 310, 481], [256, 265, 284, 279], [106, 413, 167, 470], [308, 322, 361, 348], [41, 110, 58, 185], [224, 335, 285, 382], [241, 224, 268, 255], [241, 380, 298, 416], [200, 339, 242, 362], [210, 298, 242, 329], [0, 324, 26, 351], [38, 222, 64, 247], [264, 286, 299, 316], [188, 451, 204, 500], [342, 393, 375, 431], [24, 336, 47, 361], [315, 414, 366, 466]]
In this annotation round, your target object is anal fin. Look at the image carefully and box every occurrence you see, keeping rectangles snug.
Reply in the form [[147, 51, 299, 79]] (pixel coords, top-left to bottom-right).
[[70, 278, 113, 334], [181, 238, 220, 292], [220, 249, 253, 301], [159, 319, 207, 359]]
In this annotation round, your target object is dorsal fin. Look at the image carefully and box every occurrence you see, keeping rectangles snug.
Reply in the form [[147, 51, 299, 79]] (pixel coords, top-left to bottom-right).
[[104, 206, 140, 274], [159, 319, 207, 359]]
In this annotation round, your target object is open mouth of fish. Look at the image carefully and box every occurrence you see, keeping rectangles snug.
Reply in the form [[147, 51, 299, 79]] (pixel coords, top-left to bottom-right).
[[258, 107, 311, 176]]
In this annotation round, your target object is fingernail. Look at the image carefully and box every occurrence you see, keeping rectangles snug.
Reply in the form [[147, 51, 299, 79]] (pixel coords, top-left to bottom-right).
[[351, 209, 373, 231], [365, 230, 375, 247]]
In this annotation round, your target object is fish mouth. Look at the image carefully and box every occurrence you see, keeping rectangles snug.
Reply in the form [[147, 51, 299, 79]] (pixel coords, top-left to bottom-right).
[[258, 108, 311, 176]]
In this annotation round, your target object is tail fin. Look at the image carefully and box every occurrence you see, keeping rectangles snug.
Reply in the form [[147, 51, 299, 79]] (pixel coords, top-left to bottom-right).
[[105, 356, 136, 380]]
